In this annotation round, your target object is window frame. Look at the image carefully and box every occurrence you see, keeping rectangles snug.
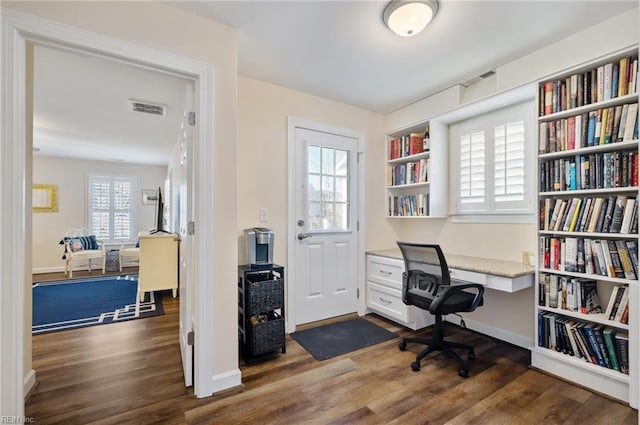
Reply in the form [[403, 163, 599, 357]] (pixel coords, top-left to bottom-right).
[[450, 101, 536, 223], [86, 173, 138, 244]]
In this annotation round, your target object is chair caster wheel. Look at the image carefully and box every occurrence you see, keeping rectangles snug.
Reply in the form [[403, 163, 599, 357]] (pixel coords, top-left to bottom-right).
[[410, 362, 421, 372], [458, 369, 469, 378], [468, 351, 475, 360], [398, 342, 407, 351]]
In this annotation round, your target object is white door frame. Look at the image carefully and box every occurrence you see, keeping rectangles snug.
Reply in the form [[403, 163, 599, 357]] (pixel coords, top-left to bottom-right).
[[286, 117, 366, 333], [0, 9, 217, 415]]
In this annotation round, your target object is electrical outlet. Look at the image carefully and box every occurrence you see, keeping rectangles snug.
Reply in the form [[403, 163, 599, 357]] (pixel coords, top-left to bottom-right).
[[259, 208, 269, 222], [522, 251, 534, 267]]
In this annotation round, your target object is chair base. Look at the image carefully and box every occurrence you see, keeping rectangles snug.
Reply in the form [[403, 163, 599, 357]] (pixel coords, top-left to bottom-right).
[[399, 318, 475, 378]]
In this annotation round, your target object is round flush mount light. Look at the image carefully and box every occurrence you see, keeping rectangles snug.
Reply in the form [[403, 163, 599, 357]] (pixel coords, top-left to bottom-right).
[[383, 0, 438, 37]]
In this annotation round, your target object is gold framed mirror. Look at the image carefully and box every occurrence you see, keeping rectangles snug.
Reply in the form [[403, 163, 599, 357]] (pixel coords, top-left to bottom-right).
[[32, 184, 58, 213]]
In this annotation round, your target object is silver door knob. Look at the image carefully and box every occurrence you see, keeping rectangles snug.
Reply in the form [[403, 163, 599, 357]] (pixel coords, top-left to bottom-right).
[[297, 233, 312, 240]]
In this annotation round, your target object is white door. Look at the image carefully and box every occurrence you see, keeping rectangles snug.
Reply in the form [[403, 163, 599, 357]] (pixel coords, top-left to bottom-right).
[[294, 127, 359, 325], [179, 83, 194, 387]]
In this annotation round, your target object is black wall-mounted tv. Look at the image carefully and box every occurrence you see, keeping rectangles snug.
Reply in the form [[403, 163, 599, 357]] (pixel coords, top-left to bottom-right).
[[151, 186, 166, 234]]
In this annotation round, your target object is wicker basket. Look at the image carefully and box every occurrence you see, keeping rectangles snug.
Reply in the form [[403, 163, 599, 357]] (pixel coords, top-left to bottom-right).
[[247, 313, 285, 356], [245, 272, 284, 313]]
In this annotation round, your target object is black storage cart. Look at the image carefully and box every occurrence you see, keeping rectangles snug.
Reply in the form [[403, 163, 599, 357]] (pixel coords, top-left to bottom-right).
[[238, 264, 286, 361]]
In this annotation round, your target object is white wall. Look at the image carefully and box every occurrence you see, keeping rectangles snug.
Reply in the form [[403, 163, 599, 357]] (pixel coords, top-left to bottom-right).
[[237, 76, 391, 263], [32, 156, 167, 272], [382, 8, 639, 345], [3, 0, 239, 396]]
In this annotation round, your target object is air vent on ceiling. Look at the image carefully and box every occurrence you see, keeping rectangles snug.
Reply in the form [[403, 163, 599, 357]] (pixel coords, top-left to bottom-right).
[[128, 99, 166, 116], [461, 70, 496, 88]]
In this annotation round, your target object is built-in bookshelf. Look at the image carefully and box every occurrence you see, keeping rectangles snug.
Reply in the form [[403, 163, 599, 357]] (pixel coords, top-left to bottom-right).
[[385, 120, 447, 218], [533, 48, 639, 408]]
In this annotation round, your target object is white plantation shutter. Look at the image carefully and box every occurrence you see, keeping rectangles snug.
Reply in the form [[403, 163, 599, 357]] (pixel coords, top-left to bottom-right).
[[452, 101, 534, 219], [459, 131, 486, 205], [494, 120, 525, 203], [87, 174, 137, 243]]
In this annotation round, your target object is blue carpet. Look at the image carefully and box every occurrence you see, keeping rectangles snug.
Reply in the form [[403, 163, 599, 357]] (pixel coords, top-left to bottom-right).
[[32, 274, 163, 334]]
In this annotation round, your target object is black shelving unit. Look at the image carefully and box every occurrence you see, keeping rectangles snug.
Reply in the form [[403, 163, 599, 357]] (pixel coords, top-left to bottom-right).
[[238, 264, 286, 361]]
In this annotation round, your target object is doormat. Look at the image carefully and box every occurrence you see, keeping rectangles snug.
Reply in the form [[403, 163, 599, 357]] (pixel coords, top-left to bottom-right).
[[290, 318, 397, 361]]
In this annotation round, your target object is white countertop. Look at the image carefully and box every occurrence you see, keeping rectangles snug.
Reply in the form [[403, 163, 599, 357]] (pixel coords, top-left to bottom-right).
[[367, 249, 534, 279]]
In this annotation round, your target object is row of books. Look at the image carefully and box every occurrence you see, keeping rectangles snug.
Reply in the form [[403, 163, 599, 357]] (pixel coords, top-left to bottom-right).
[[537, 312, 629, 374], [540, 55, 638, 116], [538, 103, 638, 154], [539, 195, 638, 234], [388, 128, 430, 160], [539, 150, 638, 192], [387, 194, 429, 217], [538, 274, 629, 324], [539, 236, 638, 280], [387, 160, 429, 186]]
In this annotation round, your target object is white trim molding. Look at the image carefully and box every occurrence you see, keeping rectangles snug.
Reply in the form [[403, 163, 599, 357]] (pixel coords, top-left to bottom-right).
[[0, 8, 219, 415], [23, 369, 36, 398], [210, 368, 242, 393], [445, 315, 534, 349]]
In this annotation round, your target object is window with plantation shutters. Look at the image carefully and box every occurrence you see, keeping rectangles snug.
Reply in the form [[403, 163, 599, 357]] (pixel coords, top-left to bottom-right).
[[451, 101, 535, 221], [87, 174, 137, 243]]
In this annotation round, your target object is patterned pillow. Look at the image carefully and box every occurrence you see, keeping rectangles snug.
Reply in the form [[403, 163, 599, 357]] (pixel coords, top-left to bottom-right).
[[70, 239, 84, 252]]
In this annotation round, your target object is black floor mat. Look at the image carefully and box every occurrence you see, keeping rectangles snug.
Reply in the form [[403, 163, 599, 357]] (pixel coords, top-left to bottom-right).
[[290, 318, 397, 361]]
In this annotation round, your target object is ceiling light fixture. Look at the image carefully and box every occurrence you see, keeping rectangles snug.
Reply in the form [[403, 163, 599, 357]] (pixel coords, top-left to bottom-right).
[[383, 0, 438, 37]]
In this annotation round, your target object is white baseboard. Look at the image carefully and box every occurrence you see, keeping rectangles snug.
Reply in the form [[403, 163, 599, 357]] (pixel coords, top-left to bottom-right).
[[24, 369, 36, 397], [445, 315, 533, 349], [32, 266, 65, 274], [209, 368, 242, 396]]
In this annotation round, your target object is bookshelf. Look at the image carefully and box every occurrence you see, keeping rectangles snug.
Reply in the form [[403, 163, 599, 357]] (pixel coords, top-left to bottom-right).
[[532, 47, 639, 408], [385, 120, 447, 218]]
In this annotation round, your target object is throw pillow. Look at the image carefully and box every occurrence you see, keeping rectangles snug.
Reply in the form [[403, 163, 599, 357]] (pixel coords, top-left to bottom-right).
[[70, 239, 84, 252]]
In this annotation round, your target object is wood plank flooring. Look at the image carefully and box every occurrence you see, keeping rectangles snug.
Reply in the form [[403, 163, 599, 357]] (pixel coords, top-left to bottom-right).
[[26, 283, 637, 425]]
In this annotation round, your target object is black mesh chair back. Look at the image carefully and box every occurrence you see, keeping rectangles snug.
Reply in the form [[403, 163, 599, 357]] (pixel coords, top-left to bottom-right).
[[397, 243, 449, 311]]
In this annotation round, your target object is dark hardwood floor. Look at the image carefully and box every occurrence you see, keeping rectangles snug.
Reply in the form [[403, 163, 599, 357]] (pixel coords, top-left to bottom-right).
[[26, 275, 637, 424]]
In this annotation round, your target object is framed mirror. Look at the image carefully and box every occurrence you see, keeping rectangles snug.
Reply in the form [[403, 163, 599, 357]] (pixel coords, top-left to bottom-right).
[[32, 184, 58, 213]]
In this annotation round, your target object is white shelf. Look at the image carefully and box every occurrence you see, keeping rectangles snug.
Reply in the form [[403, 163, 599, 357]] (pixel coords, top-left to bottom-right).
[[387, 150, 430, 165], [386, 215, 442, 219], [537, 305, 629, 330], [538, 268, 637, 285], [539, 186, 639, 197], [386, 182, 429, 190], [538, 230, 638, 239], [539, 139, 638, 160], [539, 93, 638, 122], [532, 346, 630, 383]]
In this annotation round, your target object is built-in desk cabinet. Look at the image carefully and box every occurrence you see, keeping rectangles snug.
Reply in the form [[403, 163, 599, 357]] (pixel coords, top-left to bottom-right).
[[366, 254, 433, 330], [366, 251, 534, 330]]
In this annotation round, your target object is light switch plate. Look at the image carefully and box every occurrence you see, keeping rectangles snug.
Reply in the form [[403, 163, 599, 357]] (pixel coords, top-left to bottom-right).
[[259, 208, 269, 222]]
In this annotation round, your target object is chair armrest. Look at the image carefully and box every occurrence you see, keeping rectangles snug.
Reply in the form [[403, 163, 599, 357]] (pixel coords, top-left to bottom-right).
[[429, 283, 484, 314]]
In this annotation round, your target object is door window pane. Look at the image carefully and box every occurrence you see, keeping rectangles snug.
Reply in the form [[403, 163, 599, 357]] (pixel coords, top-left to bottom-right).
[[306, 146, 350, 231]]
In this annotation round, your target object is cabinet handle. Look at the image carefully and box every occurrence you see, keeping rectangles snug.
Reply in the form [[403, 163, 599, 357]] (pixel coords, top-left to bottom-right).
[[379, 269, 392, 275], [379, 297, 392, 304]]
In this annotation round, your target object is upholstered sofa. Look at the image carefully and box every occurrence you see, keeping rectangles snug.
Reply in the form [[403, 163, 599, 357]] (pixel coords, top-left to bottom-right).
[[60, 228, 106, 278]]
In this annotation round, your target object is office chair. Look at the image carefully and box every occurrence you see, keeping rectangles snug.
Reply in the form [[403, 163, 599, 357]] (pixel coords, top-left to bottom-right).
[[397, 242, 484, 377]]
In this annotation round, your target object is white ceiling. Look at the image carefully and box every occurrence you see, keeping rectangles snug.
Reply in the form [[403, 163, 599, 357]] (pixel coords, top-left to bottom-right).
[[33, 46, 190, 165], [33, 1, 637, 165]]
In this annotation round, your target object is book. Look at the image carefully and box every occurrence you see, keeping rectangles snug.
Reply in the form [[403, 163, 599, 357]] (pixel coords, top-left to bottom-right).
[[615, 240, 636, 280], [604, 285, 623, 319], [614, 332, 629, 374], [619, 198, 635, 233], [625, 240, 639, 278], [613, 287, 629, 322], [580, 279, 602, 314], [592, 326, 612, 369], [601, 195, 617, 233], [606, 240, 625, 278], [623, 103, 638, 141], [602, 327, 619, 371], [408, 133, 424, 155]]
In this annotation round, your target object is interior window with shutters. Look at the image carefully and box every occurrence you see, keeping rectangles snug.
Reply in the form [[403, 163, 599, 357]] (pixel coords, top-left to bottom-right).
[[451, 101, 534, 221], [87, 174, 137, 243]]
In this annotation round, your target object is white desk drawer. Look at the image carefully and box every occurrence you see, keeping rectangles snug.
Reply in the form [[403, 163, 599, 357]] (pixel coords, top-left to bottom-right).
[[367, 255, 403, 290], [367, 281, 407, 323]]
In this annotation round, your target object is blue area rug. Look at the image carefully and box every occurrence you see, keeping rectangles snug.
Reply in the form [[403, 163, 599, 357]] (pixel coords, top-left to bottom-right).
[[32, 274, 163, 334]]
